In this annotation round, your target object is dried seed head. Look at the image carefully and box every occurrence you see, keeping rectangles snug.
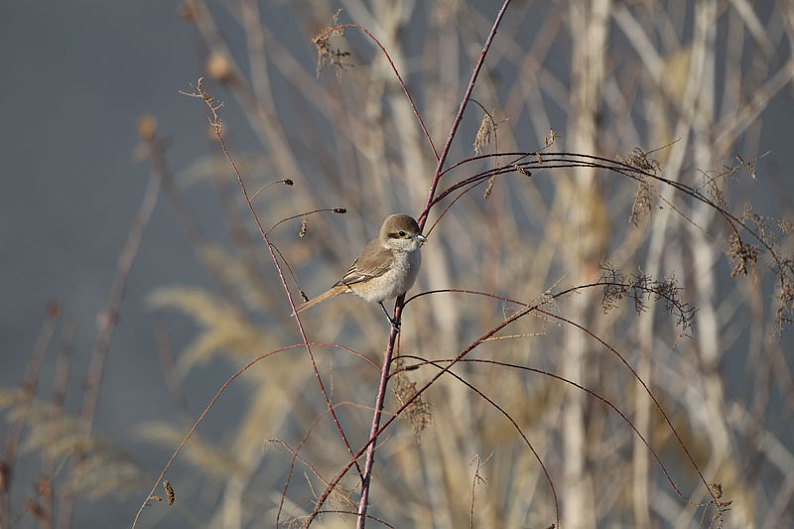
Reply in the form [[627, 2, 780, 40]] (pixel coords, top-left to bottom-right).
[[163, 480, 175, 505], [473, 116, 491, 155], [727, 233, 758, 277], [206, 52, 234, 83], [512, 163, 531, 177], [483, 176, 496, 199], [178, 1, 198, 21], [137, 115, 157, 141], [392, 373, 431, 440], [630, 178, 656, 226]]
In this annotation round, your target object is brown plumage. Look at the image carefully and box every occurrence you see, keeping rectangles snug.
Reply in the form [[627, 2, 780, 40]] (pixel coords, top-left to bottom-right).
[[295, 214, 426, 316]]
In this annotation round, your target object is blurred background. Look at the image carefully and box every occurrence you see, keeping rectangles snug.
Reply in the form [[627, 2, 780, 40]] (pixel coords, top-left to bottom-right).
[[2, 1, 793, 528]]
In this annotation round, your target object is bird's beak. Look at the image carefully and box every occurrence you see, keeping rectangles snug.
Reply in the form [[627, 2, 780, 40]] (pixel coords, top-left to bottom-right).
[[416, 234, 427, 243]]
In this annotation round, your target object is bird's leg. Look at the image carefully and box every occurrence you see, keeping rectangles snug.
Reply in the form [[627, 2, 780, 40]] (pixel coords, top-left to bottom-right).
[[379, 302, 400, 331]]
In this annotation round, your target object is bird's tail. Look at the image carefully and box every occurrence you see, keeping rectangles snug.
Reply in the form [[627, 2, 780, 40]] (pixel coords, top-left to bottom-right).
[[293, 284, 348, 316]]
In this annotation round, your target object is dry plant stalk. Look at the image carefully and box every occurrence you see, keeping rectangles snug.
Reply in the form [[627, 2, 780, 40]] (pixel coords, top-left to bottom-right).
[[3, 3, 793, 529]]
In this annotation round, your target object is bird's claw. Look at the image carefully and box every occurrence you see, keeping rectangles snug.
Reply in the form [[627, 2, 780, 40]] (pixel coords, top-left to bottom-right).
[[388, 316, 401, 332]]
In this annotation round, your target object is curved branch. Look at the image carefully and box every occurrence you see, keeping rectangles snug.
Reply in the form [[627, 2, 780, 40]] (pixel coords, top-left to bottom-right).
[[419, 0, 514, 230], [313, 23, 438, 162], [394, 355, 560, 527]]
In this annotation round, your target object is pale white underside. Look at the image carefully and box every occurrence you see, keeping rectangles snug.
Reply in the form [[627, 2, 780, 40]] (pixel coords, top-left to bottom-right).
[[354, 247, 421, 303]]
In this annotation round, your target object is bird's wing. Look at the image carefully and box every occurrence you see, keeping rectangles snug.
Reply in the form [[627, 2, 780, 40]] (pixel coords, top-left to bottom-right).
[[335, 239, 393, 287]]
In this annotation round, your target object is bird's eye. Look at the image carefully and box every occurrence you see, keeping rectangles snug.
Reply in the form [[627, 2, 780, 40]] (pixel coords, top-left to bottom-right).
[[399, 231, 406, 237]]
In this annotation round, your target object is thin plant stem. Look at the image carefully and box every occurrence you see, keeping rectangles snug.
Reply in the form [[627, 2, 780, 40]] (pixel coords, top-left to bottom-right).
[[131, 342, 373, 529], [353, 2, 513, 527], [80, 136, 166, 432], [419, 0, 513, 230], [313, 23, 439, 163], [355, 300, 402, 528]]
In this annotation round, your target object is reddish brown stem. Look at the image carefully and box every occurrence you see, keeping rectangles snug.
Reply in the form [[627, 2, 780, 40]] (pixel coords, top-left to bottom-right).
[[131, 341, 373, 529], [313, 23, 439, 163], [355, 299, 403, 528], [418, 0, 513, 231], [213, 130, 364, 483]]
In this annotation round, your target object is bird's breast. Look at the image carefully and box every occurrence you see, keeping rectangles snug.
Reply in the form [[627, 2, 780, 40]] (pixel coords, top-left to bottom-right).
[[356, 248, 421, 303]]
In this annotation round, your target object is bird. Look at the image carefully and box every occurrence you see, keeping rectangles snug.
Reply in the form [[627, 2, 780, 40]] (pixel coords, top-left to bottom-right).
[[294, 214, 427, 327]]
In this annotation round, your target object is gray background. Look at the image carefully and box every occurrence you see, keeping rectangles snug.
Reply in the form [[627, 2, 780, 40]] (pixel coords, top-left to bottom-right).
[[2, 1, 793, 528], [1, 3, 230, 526]]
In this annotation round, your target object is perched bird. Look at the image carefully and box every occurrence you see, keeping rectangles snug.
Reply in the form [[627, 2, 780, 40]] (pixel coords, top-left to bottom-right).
[[295, 214, 426, 327]]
